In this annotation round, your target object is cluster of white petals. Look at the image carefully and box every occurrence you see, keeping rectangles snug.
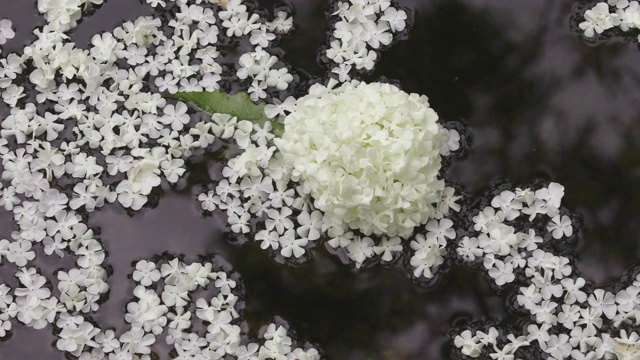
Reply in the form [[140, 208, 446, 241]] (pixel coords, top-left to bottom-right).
[[327, 0, 408, 82], [275, 81, 447, 239], [453, 182, 640, 359], [580, 1, 640, 41], [197, 108, 461, 272], [125, 257, 318, 360], [97, 257, 319, 359], [38, 0, 105, 32], [188, 82, 461, 272]]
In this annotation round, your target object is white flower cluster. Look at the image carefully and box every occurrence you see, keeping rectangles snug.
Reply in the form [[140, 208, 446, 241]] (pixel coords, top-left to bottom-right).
[[238, 46, 294, 101], [2, 256, 319, 359], [579, 1, 640, 41], [125, 257, 318, 360], [275, 81, 447, 239], [38, 0, 105, 32], [0, 200, 110, 325], [200, 122, 461, 275], [193, 79, 463, 275], [220, 0, 295, 101], [327, 0, 408, 82], [454, 182, 640, 359]]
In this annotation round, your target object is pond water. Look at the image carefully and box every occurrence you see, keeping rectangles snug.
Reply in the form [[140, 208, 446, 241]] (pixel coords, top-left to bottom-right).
[[1, 0, 640, 359]]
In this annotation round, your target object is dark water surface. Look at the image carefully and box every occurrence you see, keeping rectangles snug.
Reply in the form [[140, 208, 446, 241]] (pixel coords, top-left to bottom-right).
[[1, 0, 640, 359]]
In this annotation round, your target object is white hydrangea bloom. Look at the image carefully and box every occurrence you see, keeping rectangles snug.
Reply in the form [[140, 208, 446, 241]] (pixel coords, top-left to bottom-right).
[[275, 81, 447, 239]]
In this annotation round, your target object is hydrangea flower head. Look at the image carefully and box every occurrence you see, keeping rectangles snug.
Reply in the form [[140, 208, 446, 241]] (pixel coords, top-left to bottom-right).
[[275, 81, 447, 238]]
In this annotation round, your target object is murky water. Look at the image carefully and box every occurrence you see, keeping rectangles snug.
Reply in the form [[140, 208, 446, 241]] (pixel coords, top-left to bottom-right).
[[1, 0, 640, 359]]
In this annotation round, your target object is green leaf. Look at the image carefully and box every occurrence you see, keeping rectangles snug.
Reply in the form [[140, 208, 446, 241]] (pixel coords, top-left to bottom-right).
[[167, 91, 285, 135], [167, 91, 268, 122]]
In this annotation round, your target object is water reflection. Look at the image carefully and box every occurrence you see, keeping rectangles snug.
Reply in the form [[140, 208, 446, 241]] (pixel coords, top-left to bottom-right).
[[371, 0, 640, 285], [1, 0, 640, 359]]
